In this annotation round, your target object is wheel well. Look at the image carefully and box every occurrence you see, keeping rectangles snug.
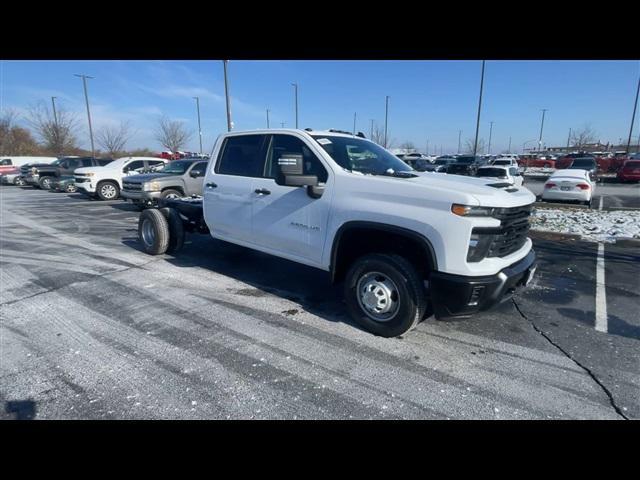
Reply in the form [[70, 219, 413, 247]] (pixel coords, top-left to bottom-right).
[[162, 186, 184, 195], [331, 225, 436, 283], [97, 179, 118, 188]]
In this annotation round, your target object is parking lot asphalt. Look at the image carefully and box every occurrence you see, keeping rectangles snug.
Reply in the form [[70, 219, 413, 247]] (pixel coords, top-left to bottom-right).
[[524, 177, 640, 209], [1, 186, 638, 420]]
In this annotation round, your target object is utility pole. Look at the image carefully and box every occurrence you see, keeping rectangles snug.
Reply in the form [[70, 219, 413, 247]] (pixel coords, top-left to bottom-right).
[[426, 140, 429, 155], [291, 82, 299, 129], [370, 119, 374, 139], [473, 60, 485, 156], [193, 96, 203, 155], [223, 60, 232, 131], [508, 136, 512, 153], [538, 109, 548, 153], [488, 121, 494, 154], [74, 74, 95, 158], [353, 112, 357, 135], [384, 95, 389, 148], [266, 108, 270, 128], [625, 72, 640, 154], [567, 128, 572, 151], [457, 130, 462, 154], [51, 96, 58, 126]]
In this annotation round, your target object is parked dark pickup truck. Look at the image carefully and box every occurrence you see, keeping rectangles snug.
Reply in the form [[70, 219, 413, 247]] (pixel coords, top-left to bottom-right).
[[22, 156, 113, 189], [446, 155, 482, 176]]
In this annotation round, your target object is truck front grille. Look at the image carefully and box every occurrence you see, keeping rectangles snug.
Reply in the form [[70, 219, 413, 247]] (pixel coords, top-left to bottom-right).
[[123, 182, 142, 191], [468, 204, 533, 261]]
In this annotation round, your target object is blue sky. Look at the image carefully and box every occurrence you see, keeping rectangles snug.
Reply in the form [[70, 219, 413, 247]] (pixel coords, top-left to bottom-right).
[[1, 60, 639, 154]]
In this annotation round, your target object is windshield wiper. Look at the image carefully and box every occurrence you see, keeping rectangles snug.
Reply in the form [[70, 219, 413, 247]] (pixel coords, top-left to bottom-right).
[[380, 170, 418, 178]]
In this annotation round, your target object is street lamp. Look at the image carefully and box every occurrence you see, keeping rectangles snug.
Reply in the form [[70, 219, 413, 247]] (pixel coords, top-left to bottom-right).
[[353, 112, 357, 135], [193, 96, 203, 155], [223, 60, 232, 131], [74, 74, 95, 158], [266, 108, 270, 128], [291, 83, 299, 129], [538, 109, 548, 153], [625, 73, 640, 154], [473, 60, 486, 156], [488, 121, 494, 154]]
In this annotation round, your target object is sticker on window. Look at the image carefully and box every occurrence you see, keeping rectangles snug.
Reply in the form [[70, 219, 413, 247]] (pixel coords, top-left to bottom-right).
[[316, 138, 332, 145]]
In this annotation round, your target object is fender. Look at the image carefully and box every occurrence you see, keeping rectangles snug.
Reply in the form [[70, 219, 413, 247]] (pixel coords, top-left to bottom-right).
[[329, 221, 439, 282]]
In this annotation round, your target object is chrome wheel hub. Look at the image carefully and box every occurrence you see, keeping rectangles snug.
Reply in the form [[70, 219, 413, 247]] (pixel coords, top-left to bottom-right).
[[356, 272, 400, 322], [141, 218, 155, 246], [101, 184, 116, 199]]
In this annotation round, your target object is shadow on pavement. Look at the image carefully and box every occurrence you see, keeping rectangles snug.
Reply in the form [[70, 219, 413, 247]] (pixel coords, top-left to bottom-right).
[[4, 400, 37, 420]]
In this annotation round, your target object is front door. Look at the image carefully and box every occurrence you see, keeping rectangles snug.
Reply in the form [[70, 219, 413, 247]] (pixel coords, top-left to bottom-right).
[[251, 134, 332, 265]]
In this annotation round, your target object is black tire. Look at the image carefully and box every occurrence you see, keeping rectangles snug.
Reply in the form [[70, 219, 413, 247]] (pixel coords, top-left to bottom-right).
[[13, 177, 26, 186], [38, 176, 52, 190], [65, 183, 77, 193], [97, 181, 120, 201], [160, 207, 185, 254], [160, 189, 183, 200], [138, 208, 169, 255], [344, 253, 428, 338]]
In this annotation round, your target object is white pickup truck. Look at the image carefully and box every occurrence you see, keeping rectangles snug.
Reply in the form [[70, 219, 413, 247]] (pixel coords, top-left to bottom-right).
[[137, 129, 537, 337]]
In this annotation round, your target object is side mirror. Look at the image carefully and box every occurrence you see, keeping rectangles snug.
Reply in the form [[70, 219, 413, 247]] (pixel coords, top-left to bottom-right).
[[189, 170, 203, 178]]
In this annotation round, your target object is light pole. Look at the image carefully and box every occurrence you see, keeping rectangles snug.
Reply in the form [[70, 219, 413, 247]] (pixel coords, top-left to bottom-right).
[[567, 128, 572, 151], [51, 96, 58, 126], [508, 136, 512, 153], [353, 112, 357, 135], [488, 121, 494, 154], [625, 72, 640, 154], [426, 140, 429, 156], [74, 74, 95, 158], [193, 96, 203, 155], [223, 60, 232, 131], [291, 83, 299, 129], [538, 109, 548, 153], [384, 95, 389, 148], [457, 130, 462, 154], [370, 119, 374, 139], [473, 60, 485, 156], [266, 108, 270, 128]]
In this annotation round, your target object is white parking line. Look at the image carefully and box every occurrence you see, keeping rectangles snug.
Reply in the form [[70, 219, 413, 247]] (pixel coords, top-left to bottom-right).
[[595, 242, 608, 333]]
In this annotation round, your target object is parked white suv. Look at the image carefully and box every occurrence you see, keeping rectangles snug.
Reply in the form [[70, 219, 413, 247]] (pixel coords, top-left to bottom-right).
[[74, 157, 168, 200], [137, 129, 537, 337]]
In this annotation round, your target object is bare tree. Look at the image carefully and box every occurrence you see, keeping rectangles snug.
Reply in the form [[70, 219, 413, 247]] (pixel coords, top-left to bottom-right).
[[0, 110, 42, 155], [96, 121, 135, 158], [26, 101, 79, 156], [369, 122, 396, 149], [570, 124, 598, 149], [464, 138, 486, 154], [399, 141, 416, 152], [155, 116, 192, 153]]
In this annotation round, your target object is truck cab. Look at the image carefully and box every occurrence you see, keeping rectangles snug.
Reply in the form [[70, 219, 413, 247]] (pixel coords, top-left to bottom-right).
[[138, 129, 537, 337]]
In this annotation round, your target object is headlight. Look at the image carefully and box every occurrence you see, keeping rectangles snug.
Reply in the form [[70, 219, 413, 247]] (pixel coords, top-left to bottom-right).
[[143, 181, 161, 191], [451, 204, 496, 217], [31, 167, 38, 174], [467, 231, 494, 262], [83, 172, 94, 177]]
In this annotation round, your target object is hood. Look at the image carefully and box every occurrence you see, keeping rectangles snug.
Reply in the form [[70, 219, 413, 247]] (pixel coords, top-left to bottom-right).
[[408, 171, 535, 207], [122, 172, 171, 183]]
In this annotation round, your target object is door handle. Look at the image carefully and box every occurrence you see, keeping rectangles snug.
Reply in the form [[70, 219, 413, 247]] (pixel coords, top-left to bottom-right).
[[206, 182, 218, 188], [254, 188, 271, 195]]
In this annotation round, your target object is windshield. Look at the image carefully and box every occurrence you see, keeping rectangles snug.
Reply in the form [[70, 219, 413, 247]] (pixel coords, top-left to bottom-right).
[[492, 160, 511, 165], [159, 160, 192, 175], [477, 167, 508, 178], [456, 156, 475, 164], [311, 135, 414, 176], [569, 159, 596, 168], [434, 159, 450, 165]]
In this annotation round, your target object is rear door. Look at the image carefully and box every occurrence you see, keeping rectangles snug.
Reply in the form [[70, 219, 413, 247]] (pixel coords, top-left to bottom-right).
[[251, 133, 332, 265], [204, 134, 268, 243]]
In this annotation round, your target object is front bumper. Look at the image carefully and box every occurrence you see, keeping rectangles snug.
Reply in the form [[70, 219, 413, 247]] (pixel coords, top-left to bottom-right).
[[121, 189, 161, 201], [24, 174, 39, 185], [430, 249, 536, 319]]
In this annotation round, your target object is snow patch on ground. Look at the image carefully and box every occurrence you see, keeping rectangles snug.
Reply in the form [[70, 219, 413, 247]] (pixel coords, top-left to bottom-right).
[[531, 208, 640, 243]]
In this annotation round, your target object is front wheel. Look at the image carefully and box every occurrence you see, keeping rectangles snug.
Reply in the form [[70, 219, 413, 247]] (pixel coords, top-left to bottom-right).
[[65, 183, 77, 193], [97, 181, 119, 200], [13, 176, 26, 186], [160, 189, 182, 200], [38, 176, 52, 190], [344, 253, 428, 337]]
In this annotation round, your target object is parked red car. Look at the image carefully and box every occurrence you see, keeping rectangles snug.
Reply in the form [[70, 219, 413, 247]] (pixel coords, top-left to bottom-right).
[[517, 154, 556, 168], [617, 159, 640, 182]]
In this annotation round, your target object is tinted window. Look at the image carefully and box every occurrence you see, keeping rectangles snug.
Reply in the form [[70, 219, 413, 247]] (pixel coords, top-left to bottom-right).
[[98, 159, 112, 166], [80, 158, 94, 167], [570, 159, 596, 168], [124, 160, 145, 173], [0, 159, 12, 165], [477, 168, 508, 178], [265, 134, 328, 183], [216, 135, 267, 177], [509, 167, 519, 176]]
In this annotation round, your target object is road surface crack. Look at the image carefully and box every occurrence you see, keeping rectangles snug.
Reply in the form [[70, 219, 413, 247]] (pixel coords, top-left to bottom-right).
[[512, 298, 628, 420]]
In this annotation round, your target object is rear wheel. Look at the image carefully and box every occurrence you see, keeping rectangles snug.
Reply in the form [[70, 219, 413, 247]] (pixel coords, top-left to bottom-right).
[[97, 181, 119, 201], [65, 183, 77, 193], [160, 207, 185, 254], [13, 177, 26, 186], [344, 253, 428, 337], [138, 209, 169, 255]]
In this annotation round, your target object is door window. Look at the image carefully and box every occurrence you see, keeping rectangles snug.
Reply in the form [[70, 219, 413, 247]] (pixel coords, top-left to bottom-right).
[[264, 134, 328, 184], [190, 162, 208, 177], [124, 160, 145, 173], [216, 135, 268, 177]]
